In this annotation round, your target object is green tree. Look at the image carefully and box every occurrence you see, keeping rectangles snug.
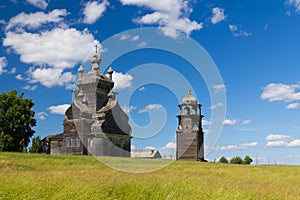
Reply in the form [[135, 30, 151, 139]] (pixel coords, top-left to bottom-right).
[[0, 90, 36, 152], [243, 155, 253, 165], [29, 136, 43, 153], [219, 156, 228, 163], [230, 156, 243, 164]]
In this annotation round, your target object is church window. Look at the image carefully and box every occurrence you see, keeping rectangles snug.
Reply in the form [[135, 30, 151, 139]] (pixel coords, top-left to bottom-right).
[[76, 138, 81, 147], [64, 137, 70, 147], [71, 138, 76, 147]]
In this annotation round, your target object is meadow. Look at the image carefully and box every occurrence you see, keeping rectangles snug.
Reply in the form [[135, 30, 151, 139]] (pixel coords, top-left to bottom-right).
[[1, 152, 300, 200]]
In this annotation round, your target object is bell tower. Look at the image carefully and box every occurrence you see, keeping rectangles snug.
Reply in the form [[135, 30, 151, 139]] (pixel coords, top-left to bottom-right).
[[176, 89, 204, 161]]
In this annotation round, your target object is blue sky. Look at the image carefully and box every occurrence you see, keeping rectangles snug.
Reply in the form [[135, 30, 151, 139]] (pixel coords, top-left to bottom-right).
[[1, 0, 300, 165]]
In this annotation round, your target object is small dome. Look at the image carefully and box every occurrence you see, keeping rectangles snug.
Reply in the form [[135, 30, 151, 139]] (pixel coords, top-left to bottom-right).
[[78, 65, 84, 73], [182, 89, 197, 104], [91, 54, 101, 65]]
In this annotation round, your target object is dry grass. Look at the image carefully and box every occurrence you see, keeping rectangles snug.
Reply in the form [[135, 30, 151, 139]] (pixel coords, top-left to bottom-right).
[[1, 152, 300, 199]]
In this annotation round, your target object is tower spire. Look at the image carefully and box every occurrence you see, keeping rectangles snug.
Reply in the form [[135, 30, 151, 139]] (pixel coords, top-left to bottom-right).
[[95, 44, 98, 54]]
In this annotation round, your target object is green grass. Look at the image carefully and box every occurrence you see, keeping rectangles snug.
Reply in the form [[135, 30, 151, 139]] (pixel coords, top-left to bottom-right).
[[1, 152, 300, 200]]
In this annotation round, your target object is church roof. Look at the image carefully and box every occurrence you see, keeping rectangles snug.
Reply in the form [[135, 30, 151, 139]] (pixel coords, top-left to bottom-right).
[[131, 150, 162, 158], [182, 89, 197, 104]]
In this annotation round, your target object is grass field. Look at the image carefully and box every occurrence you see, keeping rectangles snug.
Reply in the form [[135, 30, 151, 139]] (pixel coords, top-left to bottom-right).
[[1, 152, 300, 200]]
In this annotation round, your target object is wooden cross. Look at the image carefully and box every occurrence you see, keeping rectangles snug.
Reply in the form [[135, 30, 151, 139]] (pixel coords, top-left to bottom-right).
[[95, 44, 98, 54]]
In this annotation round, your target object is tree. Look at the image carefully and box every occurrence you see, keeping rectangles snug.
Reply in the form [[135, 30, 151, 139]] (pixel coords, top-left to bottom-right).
[[243, 155, 253, 165], [0, 90, 36, 152], [219, 156, 228, 163], [230, 156, 243, 164], [29, 136, 43, 153]]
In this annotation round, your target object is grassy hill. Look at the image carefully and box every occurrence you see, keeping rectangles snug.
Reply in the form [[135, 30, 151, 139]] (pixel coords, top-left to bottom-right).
[[1, 152, 300, 200]]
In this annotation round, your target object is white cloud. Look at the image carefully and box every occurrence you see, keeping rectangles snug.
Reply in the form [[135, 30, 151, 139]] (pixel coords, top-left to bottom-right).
[[209, 102, 224, 109], [131, 35, 140, 41], [145, 146, 156, 150], [28, 68, 76, 88], [47, 104, 70, 115], [265, 134, 293, 141], [266, 134, 300, 148], [118, 33, 131, 41], [223, 119, 238, 125], [131, 144, 136, 150], [163, 142, 176, 150], [202, 119, 212, 126], [139, 104, 162, 113], [242, 120, 252, 125], [22, 84, 38, 91], [211, 7, 226, 24], [212, 84, 226, 93], [15, 74, 24, 80], [229, 24, 251, 37], [122, 105, 137, 114], [120, 0, 202, 38], [266, 140, 288, 147], [6, 9, 68, 31], [138, 86, 145, 91], [0, 57, 8, 75], [288, 139, 300, 147], [83, 0, 109, 24], [286, 0, 300, 12], [286, 103, 300, 109], [216, 142, 258, 151], [36, 112, 48, 120], [137, 41, 147, 48], [26, 0, 48, 9], [9, 68, 16, 74], [112, 71, 133, 89], [4, 28, 98, 69], [261, 83, 300, 102]]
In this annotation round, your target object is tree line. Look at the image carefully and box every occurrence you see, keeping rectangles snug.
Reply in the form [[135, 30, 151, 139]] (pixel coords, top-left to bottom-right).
[[219, 156, 253, 165]]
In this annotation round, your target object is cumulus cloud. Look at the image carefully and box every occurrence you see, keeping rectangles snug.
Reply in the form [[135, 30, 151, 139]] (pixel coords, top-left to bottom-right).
[[242, 120, 252, 125], [229, 24, 251, 37], [0, 57, 8, 75], [83, 0, 109, 24], [163, 142, 176, 150], [202, 119, 212, 126], [112, 71, 133, 89], [266, 134, 293, 141], [209, 102, 224, 110], [265, 134, 300, 147], [120, 0, 202, 38], [4, 28, 97, 69], [15, 74, 24, 80], [36, 112, 48, 120], [286, 103, 300, 109], [261, 83, 300, 102], [47, 104, 70, 115], [139, 104, 162, 113], [26, 0, 48, 9], [212, 84, 226, 93], [131, 144, 136, 150], [223, 119, 238, 125], [122, 105, 137, 114], [211, 7, 226, 24], [288, 139, 300, 147], [216, 142, 258, 151], [286, 0, 300, 12], [22, 84, 38, 91], [5, 9, 68, 31], [28, 68, 76, 88]]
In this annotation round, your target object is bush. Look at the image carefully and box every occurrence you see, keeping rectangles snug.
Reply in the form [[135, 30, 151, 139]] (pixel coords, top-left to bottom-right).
[[219, 156, 228, 163], [230, 156, 243, 164], [243, 155, 253, 165]]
